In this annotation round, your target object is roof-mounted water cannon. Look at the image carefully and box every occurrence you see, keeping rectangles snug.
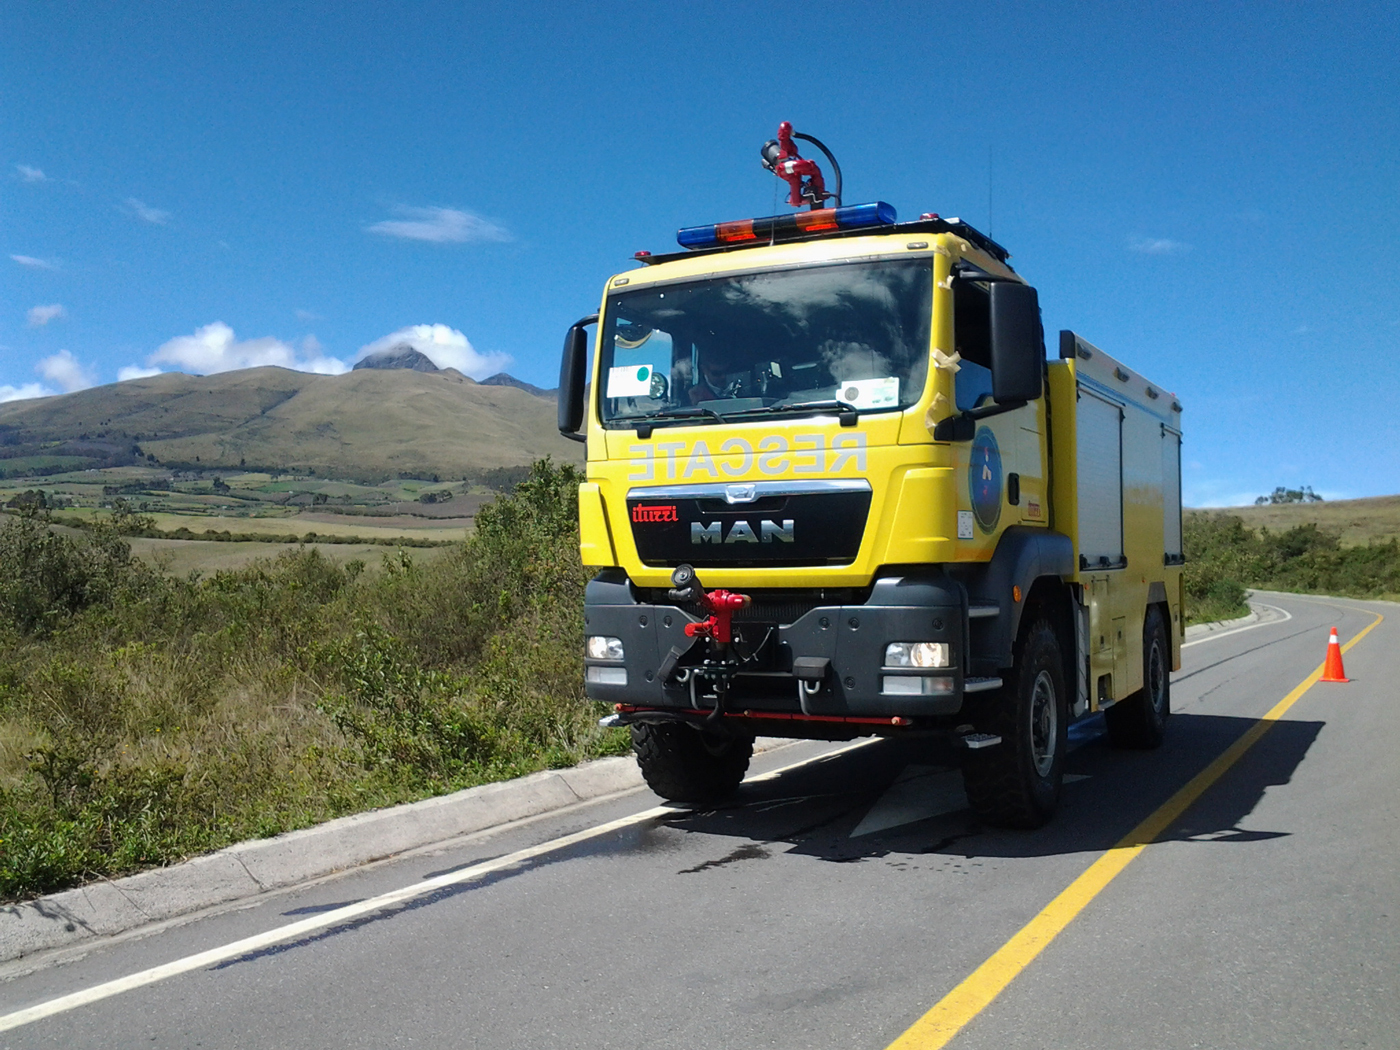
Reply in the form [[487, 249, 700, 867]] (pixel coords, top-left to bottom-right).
[[761, 121, 843, 210]]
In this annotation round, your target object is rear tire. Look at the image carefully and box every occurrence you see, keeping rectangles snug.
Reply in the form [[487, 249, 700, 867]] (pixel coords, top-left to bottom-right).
[[630, 722, 753, 803], [1104, 605, 1170, 749], [962, 618, 1068, 828]]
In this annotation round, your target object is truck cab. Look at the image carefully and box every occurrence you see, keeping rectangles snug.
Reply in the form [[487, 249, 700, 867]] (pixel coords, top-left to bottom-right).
[[559, 199, 1183, 827]]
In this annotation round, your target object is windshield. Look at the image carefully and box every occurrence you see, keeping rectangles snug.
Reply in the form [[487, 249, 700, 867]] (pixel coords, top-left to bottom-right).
[[598, 258, 933, 427]]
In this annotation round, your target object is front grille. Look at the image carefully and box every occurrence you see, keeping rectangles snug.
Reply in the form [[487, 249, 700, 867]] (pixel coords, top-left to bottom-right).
[[626, 484, 871, 568]]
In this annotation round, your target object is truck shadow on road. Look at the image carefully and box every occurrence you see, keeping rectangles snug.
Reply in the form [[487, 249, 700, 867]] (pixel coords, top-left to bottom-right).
[[656, 712, 1325, 869], [208, 713, 1322, 970]]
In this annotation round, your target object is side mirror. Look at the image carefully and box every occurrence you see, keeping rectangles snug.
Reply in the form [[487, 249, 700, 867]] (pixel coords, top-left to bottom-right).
[[557, 315, 597, 442], [989, 283, 1044, 403]]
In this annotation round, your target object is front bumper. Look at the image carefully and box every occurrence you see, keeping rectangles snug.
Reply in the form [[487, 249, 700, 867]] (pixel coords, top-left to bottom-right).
[[583, 570, 969, 718]]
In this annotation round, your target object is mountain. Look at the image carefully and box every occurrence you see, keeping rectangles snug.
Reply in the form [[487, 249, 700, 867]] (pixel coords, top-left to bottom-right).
[[352, 345, 442, 373], [0, 367, 579, 482], [479, 373, 556, 399]]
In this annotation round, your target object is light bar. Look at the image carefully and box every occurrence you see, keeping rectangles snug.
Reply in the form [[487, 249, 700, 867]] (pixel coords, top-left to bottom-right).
[[677, 202, 898, 249]]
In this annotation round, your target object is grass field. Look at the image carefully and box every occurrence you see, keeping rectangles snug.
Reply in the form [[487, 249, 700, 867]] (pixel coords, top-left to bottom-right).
[[132, 512, 466, 542], [127, 537, 453, 575], [1203, 494, 1400, 546]]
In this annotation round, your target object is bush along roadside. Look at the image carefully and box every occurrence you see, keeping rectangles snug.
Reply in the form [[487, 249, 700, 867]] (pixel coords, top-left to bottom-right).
[[1182, 511, 1400, 624], [0, 459, 628, 902]]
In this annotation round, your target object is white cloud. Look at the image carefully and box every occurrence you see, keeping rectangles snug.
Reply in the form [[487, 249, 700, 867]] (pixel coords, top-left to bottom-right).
[[356, 324, 510, 378], [36, 349, 96, 393], [27, 303, 66, 327], [123, 198, 171, 225], [1128, 237, 1190, 255], [118, 365, 164, 382], [11, 254, 58, 270], [295, 308, 321, 322], [300, 334, 323, 353], [365, 206, 510, 244], [0, 382, 55, 403], [147, 321, 349, 376], [16, 164, 47, 183]]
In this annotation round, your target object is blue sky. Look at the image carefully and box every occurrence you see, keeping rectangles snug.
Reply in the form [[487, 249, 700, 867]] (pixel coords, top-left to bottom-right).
[[2, 0, 1397, 505]]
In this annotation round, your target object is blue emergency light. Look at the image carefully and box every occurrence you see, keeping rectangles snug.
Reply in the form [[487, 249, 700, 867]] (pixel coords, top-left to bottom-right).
[[677, 201, 898, 249]]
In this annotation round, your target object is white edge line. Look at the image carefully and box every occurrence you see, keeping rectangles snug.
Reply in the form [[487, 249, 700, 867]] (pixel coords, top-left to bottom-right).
[[1181, 604, 1292, 649], [0, 737, 876, 1034]]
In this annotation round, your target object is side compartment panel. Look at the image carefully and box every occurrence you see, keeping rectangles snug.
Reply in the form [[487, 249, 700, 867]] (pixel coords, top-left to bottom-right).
[[1076, 388, 1124, 568]]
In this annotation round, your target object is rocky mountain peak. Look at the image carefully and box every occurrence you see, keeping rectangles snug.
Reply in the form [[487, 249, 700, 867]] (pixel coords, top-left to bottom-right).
[[353, 345, 440, 373]]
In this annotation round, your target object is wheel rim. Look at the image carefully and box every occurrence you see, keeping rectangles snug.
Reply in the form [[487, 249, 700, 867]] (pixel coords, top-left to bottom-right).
[[1030, 669, 1057, 778], [700, 732, 733, 758], [1147, 637, 1167, 716]]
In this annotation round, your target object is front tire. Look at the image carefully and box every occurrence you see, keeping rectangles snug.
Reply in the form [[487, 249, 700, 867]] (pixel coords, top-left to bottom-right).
[[1104, 605, 1170, 749], [631, 722, 753, 803], [962, 619, 1068, 828]]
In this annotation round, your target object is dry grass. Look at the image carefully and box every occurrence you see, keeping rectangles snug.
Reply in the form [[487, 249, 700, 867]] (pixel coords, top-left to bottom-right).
[[1202, 495, 1400, 547], [127, 538, 453, 576], [131, 511, 465, 542]]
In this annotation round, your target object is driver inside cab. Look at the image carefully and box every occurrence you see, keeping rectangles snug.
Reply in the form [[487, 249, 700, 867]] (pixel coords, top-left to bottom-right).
[[689, 354, 736, 404]]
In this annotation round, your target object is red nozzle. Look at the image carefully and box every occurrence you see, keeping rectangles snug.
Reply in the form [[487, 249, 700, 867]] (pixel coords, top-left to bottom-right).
[[683, 588, 751, 645], [770, 121, 826, 209]]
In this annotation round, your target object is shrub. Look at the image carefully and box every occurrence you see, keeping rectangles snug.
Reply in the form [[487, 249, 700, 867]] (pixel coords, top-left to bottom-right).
[[0, 460, 625, 901], [1182, 511, 1400, 623], [0, 515, 143, 636]]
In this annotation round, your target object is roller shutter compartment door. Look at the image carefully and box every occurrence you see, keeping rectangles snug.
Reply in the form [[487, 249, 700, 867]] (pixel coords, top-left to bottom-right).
[[1076, 388, 1124, 567], [1162, 425, 1183, 561]]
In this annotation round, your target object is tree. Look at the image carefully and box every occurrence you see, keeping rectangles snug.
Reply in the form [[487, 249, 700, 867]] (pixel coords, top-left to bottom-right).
[[1255, 486, 1323, 505]]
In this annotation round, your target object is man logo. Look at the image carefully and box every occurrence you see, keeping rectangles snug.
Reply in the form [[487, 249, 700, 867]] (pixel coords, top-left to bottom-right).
[[691, 519, 795, 544]]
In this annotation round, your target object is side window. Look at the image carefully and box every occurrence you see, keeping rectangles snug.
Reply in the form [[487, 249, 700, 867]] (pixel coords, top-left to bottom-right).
[[953, 280, 993, 411], [604, 320, 676, 410]]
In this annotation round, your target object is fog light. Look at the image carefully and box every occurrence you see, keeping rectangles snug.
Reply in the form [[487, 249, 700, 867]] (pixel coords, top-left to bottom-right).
[[586, 666, 628, 686], [884, 641, 949, 668], [882, 675, 954, 696], [586, 636, 625, 661]]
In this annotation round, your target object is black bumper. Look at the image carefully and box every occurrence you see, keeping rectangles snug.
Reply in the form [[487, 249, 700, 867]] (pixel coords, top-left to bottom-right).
[[583, 570, 968, 718]]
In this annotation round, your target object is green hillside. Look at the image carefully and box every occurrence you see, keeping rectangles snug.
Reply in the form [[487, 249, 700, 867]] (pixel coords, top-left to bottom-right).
[[0, 367, 578, 482]]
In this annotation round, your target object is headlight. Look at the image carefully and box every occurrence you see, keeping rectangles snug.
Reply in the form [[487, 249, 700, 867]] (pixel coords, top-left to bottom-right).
[[586, 635, 625, 661], [884, 641, 950, 668]]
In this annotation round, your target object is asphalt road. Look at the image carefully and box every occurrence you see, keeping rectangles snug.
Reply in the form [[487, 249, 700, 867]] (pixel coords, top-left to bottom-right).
[[1, 591, 1394, 1049]]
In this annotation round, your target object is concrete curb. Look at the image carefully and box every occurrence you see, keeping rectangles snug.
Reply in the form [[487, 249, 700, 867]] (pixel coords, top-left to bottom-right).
[[0, 747, 681, 964], [1183, 602, 1260, 640]]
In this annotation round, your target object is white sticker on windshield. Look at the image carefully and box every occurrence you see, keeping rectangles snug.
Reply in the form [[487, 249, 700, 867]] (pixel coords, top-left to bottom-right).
[[607, 364, 654, 398], [836, 377, 899, 409]]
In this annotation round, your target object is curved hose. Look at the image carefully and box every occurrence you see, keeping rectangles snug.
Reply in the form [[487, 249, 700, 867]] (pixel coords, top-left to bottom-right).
[[793, 132, 842, 208]]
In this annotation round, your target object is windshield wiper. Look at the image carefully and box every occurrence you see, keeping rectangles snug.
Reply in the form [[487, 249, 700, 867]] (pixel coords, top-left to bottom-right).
[[632, 405, 727, 438], [730, 399, 860, 427]]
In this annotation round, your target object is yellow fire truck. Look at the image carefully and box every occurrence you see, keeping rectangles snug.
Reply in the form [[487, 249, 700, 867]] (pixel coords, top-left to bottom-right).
[[558, 128, 1183, 826]]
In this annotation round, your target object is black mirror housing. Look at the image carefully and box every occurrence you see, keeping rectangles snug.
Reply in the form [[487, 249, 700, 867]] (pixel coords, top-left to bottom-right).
[[557, 316, 596, 441], [989, 283, 1044, 403]]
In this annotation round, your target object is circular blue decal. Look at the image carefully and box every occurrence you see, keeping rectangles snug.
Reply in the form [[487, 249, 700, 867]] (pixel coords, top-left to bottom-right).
[[969, 426, 1003, 532]]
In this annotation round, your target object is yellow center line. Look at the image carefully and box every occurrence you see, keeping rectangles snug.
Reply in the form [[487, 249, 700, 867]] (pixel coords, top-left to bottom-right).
[[885, 607, 1385, 1050]]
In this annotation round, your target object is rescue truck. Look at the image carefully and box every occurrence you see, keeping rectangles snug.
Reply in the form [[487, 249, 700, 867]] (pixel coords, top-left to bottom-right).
[[558, 123, 1184, 827]]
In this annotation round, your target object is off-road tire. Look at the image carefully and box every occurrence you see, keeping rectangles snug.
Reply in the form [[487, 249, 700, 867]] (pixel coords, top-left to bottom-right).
[[962, 618, 1068, 828], [1104, 605, 1170, 749], [630, 722, 753, 803]]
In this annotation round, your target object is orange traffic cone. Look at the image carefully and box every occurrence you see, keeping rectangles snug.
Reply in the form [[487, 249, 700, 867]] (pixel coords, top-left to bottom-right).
[[1320, 627, 1348, 683]]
